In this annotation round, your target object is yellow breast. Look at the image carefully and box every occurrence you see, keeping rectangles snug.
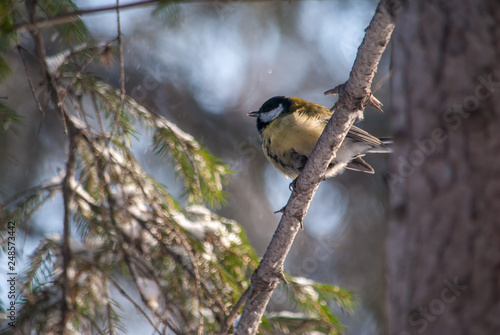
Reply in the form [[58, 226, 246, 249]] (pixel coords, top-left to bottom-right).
[[261, 113, 326, 178]]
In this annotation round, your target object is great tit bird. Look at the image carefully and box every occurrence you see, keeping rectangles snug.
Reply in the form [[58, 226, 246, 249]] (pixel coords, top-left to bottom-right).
[[247, 96, 391, 179]]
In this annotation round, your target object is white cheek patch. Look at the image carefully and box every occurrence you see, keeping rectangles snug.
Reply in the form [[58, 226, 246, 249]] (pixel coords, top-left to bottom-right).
[[260, 104, 283, 123]]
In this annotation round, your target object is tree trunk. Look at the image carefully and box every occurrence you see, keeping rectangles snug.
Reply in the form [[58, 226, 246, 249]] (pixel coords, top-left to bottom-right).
[[387, 1, 500, 334]]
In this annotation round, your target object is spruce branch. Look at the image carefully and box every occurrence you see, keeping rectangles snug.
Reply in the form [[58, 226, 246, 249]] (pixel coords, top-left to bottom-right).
[[234, 1, 396, 334]]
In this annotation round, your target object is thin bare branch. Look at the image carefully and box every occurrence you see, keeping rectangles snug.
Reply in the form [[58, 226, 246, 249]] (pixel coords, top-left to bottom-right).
[[234, 0, 396, 333], [116, 0, 126, 113], [17, 45, 45, 132], [25, 0, 48, 102], [107, 275, 163, 334], [14, 0, 158, 32], [121, 249, 183, 335], [1, 179, 61, 209], [219, 287, 251, 335], [13, 0, 335, 33]]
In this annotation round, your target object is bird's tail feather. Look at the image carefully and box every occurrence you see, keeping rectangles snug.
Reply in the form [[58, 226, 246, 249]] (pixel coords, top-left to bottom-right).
[[368, 138, 393, 153]]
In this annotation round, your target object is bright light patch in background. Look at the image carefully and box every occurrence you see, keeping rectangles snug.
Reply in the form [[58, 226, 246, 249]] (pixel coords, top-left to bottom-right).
[[263, 167, 291, 210], [81, 1, 287, 113], [78, 0, 145, 36], [264, 166, 348, 237], [305, 180, 348, 238], [191, 36, 247, 113], [298, 1, 375, 73], [31, 193, 64, 236], [150, 7, 282, 113]]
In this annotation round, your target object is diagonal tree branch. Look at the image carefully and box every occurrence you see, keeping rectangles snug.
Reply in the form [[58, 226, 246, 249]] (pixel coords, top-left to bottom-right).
[[233, 1, 397, 334]]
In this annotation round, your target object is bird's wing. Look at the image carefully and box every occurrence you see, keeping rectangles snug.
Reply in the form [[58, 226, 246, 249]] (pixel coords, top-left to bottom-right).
[[311, 105, 333, 119], [346, 125, 382, 147], [294, 99, 382, 148], [295, 100, 333, 120]]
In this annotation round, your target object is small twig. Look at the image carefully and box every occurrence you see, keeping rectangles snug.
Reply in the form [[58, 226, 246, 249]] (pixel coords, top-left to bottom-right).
[[2, 179, 62, 209], [25, 0, 49, 102], [277, 272, 288, 284], [219, 287, 251, 335], [17, 45, 46, 132], [22, 11, 69, 135], [107, 275, 163, 334], [121, 250, 182, 335], [323, 83, 344, 96], [273, 207, 285, 214], [368, 94, 384, 113], [116, 0, 126, 114]]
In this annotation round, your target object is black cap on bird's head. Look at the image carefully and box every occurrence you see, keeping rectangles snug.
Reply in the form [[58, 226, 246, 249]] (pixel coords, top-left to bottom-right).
[[247, 96, 292, 133]]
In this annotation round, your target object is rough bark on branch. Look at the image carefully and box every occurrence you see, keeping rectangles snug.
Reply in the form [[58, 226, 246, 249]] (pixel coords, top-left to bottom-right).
[[233, 1, 396, 334]]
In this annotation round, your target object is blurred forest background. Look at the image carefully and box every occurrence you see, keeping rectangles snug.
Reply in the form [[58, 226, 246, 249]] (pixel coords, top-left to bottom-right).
[[0, 0, 392, 333]]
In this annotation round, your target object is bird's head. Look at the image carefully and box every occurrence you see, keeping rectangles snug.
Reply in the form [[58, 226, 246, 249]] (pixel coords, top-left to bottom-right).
[[247, 96, 293, 133]]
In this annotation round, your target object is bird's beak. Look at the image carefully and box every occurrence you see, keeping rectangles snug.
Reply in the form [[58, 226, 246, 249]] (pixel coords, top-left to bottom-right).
[[246, 111, 259, 117]]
